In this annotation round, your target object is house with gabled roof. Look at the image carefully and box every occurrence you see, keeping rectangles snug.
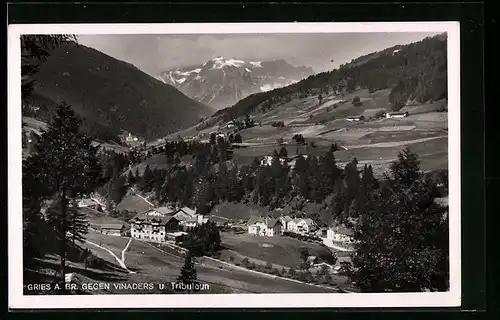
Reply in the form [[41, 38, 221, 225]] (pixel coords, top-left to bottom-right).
[[326, 224, 354, 243], [286, 217, 318, 234], [279, 215, 293, 230], [99, 224, 125, 236], [248, 216, 282, 236], [129, 210, 180, 243], [296, 218, 318, 233]]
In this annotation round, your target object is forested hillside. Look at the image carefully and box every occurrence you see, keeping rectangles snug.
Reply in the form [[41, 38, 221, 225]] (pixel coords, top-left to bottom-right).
[[215, 34, 447, 121], [26, 42, 213, 141]]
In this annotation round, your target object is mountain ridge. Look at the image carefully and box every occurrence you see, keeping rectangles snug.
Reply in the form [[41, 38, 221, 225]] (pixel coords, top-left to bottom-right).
[[157, 57, 314, 110], [27, 42, 213, 142]]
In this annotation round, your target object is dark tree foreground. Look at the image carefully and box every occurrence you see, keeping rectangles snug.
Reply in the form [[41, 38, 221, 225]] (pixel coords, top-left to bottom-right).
[[22, 102, 101, 279], [348, 148, 449, 292]]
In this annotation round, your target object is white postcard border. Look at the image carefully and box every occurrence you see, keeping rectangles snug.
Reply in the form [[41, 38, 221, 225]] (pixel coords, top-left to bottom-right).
[[8, 21, 461, 309]]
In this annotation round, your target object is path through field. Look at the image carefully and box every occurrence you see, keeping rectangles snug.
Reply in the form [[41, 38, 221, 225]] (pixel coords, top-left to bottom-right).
[[85, 237, 135, 274], [130, 188, 155, 207]]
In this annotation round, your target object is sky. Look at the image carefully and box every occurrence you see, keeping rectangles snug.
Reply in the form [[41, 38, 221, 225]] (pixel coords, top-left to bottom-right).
[[77, 32, 440, 76]]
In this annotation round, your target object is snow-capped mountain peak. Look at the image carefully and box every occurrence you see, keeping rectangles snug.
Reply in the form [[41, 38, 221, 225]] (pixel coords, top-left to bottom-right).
[[157, 58, 313, 110], [209, 57, 246, 69]]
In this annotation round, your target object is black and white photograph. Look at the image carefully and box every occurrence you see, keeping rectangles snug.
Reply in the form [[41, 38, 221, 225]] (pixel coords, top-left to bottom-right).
[[8, 22, 461, 308]]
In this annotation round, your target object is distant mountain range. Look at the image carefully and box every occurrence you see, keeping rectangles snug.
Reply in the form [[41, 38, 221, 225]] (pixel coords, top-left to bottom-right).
[[25, 42, 213, 142], [156, 57, 314, 110]]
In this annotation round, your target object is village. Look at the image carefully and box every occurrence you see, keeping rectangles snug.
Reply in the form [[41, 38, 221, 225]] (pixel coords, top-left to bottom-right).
[[77, 194, 355, 280]]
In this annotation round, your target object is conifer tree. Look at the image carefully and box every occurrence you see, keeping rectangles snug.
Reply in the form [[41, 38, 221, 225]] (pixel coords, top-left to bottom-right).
[[319, 149, 341, 196], [234, 133, 242, 143], [127, 170, 135, 185], [109, 175, 128, 204], [178, 252, 198, 288], [389, 147, 421, 188], [227, 166, 244, 202], [278, 146, 288, 158], [141, 164, 154, 192], [23, 102, 101, 278], [61, 199, 89, 245]]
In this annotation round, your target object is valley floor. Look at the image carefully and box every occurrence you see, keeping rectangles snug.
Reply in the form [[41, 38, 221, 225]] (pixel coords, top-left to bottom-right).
[[26, 230, 350, 295]]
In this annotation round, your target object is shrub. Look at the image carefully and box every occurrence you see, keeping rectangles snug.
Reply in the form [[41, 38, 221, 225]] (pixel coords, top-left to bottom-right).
[[352, 96, 362, 106], [265, 261, 273, 269], [247, 262, 256, 270], [292, 134, 306, 145], [271, 121, 285, 128], [241, 257, 250, 266], [228, 256, 235, 262], [374, 110, 386, 118]]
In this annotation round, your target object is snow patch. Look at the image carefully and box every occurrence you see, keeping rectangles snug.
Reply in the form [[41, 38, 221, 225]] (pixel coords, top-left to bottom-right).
[[177, 77, 186, 84], [245, 68, 251, 72], [260, 79, 299, 92], [210, 57, 246, 69], [249, 61, 262, 68], [175, 68, 202, 76]]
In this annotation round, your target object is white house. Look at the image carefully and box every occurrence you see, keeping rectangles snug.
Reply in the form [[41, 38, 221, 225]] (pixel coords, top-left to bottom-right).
[[286, 219, 300, 232], [294, 218, 318, 234], [248, 217, 282, 236], [260, 155, 286, 166], [279, 215, 293, 231], [129, 213, 180, 243], [386, 111, 409, 119], [326, 224, 354, 243], [126, 132, 139, 143]]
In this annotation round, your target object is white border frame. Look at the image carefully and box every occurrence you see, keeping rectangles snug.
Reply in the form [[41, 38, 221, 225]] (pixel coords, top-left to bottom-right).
[[8, 22, 461, 309]]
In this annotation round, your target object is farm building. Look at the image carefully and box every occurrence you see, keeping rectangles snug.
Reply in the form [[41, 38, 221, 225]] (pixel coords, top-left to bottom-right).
[[386, 111, 409, 119], [248, 217, 282, 236], [78, 198, 101, 211], [166, 231, 188, 243], [99, 224, 125, 236], [326, 224, 354, 243]]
